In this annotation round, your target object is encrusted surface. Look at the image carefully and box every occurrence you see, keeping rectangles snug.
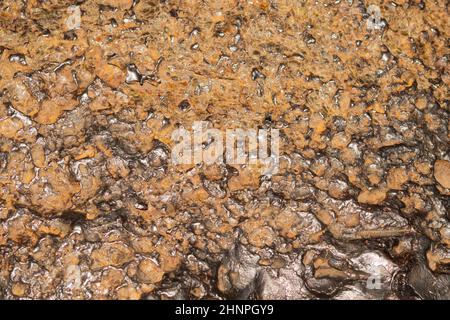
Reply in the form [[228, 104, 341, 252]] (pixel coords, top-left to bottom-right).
[[0, 0, 449, 299]]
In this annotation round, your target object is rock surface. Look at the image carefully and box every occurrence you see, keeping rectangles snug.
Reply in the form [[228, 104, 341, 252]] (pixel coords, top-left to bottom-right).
[[0, 0, 449, 300]]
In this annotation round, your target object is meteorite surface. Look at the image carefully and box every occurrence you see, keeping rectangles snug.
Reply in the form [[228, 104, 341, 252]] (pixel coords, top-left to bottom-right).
[[0, 0, 449, 300]]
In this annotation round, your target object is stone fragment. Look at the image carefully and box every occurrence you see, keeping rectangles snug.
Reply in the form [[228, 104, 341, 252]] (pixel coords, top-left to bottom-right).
[[434, 160, 450, 189], [357, 189, 387, 205], [91, 243, 134, 270], [137, 259, 165, 284]]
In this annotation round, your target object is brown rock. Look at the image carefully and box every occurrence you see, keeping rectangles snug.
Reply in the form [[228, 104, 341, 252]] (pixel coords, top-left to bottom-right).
[[0, 117, 23, 139], [97, 64, 125, 89], [387, 167, 409, 190], [331, 132, 351, 149], [37, 220, 71, 238], [34, 100, 63, 125], [97, 0, 133, 9], [7, 82, 39, 116], [117, 285, 141, 300], [28, 163, 81, 215], [315, 210, 335, 226], [31, 144, 46, 168], [434, 160, 450, 189], [92, 268, 125, 297], [328, 180, 349, 199], [11, 282, 28, 297], [73, 145, 97, 160], [7, 215, 38, 245], [217, 264, 231, 293], [357, 189, 387, 205], [247, 226, 275, 248], [107, 157, 130, 178], [136, 258, 165, 284], [131, 237, 154, 254], [156, 246, 182, 273], [91, 242, 134, 270], [272, 209, 300, 239], [228, 167, 260, 191]]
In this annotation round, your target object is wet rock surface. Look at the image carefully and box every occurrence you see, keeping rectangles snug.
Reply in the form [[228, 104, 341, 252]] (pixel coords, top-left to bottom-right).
[[0, 0, 449, 299]]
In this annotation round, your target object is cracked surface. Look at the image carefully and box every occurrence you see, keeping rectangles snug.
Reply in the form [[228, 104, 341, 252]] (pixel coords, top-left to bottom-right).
[[0, 0, 449, 299]]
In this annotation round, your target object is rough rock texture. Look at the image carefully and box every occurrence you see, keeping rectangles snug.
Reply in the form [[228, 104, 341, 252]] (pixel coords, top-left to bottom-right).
[[0, 0, 449, 299]]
